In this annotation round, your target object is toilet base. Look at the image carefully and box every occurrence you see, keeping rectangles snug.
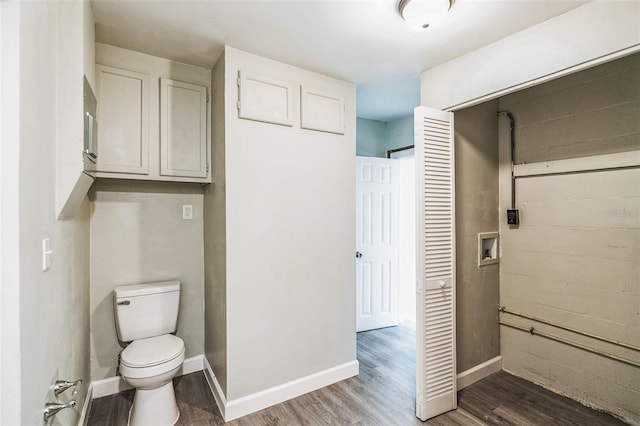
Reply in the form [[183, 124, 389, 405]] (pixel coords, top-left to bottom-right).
[[128, 380, 179, 426]]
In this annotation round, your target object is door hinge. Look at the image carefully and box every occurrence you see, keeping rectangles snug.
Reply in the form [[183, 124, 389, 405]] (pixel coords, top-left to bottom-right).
[[237, 77, 241, 87], [206, 163, 210, 173], [206, 91, 209, 103], [237, 101, 241, 110]]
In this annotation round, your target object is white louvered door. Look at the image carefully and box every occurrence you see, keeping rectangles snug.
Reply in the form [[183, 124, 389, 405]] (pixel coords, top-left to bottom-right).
[[414, 106, 457, 421]]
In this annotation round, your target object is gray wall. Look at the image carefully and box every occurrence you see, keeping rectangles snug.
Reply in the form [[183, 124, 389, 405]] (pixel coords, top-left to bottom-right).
[[204, 51, 228, 393], [454, 100, 500, 372], [498, 53, 640, 423], [89, 180, 205, 380]]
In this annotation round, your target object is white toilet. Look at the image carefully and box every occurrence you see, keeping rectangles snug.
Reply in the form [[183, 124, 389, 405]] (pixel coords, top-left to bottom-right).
[[114, 280, 185, 426]]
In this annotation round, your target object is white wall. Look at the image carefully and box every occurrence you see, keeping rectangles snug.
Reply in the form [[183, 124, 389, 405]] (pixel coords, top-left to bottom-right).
[[225, 47, 357, 400], [0, 2, 22, 423], [205, 47, 357, 412], [397, 158, 416, 324], [0, 2, 92, 424], [421, 0, 640, 110], [90, 181, 205, 380]]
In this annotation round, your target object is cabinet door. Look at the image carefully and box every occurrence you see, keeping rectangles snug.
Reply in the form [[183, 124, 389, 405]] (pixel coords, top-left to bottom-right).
[[160, 78, 208, 178], [96, 65, 149, 174]]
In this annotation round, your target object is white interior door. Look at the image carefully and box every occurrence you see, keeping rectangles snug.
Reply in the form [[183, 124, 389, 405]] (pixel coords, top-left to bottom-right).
[[355, 156, 399, 332], [415, 106, 457, 420]]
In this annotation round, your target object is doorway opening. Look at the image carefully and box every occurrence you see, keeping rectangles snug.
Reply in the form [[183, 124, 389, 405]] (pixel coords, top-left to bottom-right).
[[355, 143, 417, 413], [392, 147, 416, 331]]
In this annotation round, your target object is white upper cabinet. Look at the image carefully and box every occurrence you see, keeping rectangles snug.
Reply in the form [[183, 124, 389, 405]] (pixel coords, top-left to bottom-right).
[[96, 65, 150, 175], [160, 78, 208, 178], [93, 44, 211, 183]]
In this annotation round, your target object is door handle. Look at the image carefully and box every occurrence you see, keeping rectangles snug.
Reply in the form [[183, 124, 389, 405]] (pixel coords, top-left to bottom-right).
[[355, 251, 363, 259]]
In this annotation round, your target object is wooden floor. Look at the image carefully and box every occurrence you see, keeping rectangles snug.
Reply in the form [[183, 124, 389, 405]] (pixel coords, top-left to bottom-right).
[[88, 325, 626, 425]]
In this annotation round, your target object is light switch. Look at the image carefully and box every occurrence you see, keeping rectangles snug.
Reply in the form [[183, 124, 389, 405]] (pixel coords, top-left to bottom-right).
[[182, 205, 193, 220], [42, 238, 52, 271]]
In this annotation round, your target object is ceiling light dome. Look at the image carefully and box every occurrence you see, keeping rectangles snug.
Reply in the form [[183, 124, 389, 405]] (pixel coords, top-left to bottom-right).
[[398, 0, 452, 30]]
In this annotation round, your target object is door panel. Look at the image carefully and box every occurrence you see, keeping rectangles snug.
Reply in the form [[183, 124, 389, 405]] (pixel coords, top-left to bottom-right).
[[415, 106, 457, 421], [96, 65, 149, 174], [160, 78, 208, 178], [356, 157, 399, 332]]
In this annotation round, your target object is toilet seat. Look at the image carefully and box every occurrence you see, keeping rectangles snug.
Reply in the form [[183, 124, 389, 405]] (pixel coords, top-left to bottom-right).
[[120, 334, 185, 379]]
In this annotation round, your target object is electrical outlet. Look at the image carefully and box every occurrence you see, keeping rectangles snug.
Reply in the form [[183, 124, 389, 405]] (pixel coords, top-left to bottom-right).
[[182, 205, 193, 220]]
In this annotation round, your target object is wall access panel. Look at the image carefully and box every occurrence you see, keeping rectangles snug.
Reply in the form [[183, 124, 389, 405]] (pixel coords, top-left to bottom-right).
[[237, 71, 293, 126], [300, 86, 345, 134]]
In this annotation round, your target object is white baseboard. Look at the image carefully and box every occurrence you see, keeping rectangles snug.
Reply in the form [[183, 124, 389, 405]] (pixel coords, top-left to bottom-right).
[[203, 358, 359, 422], [456, 355, 502, 390], [181, 354, 205, 375], [91, 375, 132, 399], [77, 382, 93, 426], [91, 354, 204, 399], [203, 357, 227, 420]]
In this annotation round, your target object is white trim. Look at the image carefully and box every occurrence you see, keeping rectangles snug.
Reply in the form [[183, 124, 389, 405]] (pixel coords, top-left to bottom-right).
[[446, 45, 640, 112], [91, 375, 131, 399], [77, 383, 93, 426], [91, 355, 204, 399], [514, 150, 640, 178], [202, 357, 226, 420], [456, 356, 502, 390], [204, 358, 359, 422]]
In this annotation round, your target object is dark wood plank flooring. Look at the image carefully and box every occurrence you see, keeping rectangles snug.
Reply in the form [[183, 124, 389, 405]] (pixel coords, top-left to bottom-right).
[[88, 325, 627, 425]]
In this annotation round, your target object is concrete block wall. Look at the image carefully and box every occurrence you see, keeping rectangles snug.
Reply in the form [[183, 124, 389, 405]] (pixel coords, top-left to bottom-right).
[[511, 53, 640, 164], [498, 53, 640, 424]]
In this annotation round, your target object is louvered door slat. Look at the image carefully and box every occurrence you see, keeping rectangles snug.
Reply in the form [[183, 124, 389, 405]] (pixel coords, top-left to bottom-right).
[[415, 106, 457, 421]]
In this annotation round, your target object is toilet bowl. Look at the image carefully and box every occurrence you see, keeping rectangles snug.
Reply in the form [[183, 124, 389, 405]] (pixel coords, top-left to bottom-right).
[[120, 334, 185, 426], [113, 280, 184, 426]]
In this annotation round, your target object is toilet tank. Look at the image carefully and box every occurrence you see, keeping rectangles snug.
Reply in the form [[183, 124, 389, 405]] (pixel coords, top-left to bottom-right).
[[114, 280, 180, 342]]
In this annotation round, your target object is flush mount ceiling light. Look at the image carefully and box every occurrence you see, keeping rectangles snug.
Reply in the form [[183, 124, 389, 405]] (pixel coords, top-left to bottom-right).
[[398, 0, 453, 30]]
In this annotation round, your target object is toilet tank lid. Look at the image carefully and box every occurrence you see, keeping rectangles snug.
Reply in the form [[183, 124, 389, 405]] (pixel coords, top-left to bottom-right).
[[114, 280, 180, 298]]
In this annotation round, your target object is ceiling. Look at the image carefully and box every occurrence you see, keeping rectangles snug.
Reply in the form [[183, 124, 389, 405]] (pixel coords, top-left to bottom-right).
[[91, 0, 590, 122]]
